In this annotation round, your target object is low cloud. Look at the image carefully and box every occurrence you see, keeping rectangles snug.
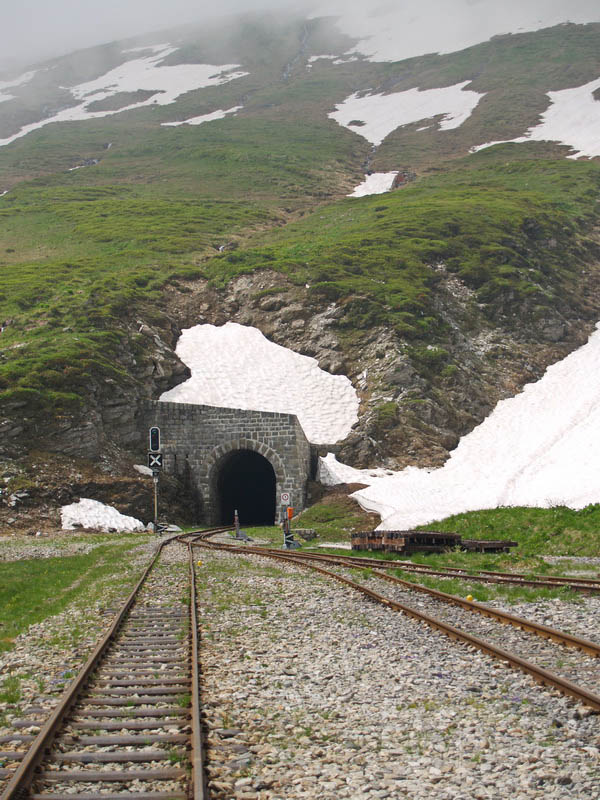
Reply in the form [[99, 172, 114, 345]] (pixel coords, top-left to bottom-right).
[[0, 0, 309, 70], [2, 0, 598, 73]]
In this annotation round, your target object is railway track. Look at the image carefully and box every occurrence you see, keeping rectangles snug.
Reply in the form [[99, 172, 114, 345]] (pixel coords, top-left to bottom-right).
[[2, 525, 597, 798], [297, 549, 600, 594], [0, 528, 230, 800], [194, 537, 600, 713]]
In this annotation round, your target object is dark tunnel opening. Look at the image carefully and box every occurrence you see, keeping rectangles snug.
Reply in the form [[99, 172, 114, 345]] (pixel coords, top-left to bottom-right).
[[216, 449, 276, 526]]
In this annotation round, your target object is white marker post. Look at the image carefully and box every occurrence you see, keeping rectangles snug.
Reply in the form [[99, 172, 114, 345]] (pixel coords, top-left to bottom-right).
[[280, 493, 292, 548], [280, 493, 288, 547]]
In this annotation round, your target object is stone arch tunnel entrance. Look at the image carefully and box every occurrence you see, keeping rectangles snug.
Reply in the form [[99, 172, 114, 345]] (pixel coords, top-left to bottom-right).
[[215, 449, 276, 526], [140, 401, 311, 526]]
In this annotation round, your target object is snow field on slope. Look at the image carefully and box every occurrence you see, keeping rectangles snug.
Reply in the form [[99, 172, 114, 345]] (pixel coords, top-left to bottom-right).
[[161, 105, 243, 127], [160, 322, 359, 444], [0, 45, 247, 147], [349, 171, 398, 197], [329, 82, 484, 146], [320, 323, 600, 529], [0, 71, 36, 103], [313, 0, 600, 63], [472, 75, 600, 159]]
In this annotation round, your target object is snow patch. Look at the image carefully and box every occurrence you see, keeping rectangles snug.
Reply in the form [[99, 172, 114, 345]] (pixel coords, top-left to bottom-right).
[[472, 75, 600, 159], [122, 43, 172, 54], [320, 322, 600, 529], [0, 70, 36, 103], [318, 454, 396, 486], [160, 322, 359, 444], [0, 46, 248, 148], [134, 464, 153, 477], [329, 82, 484, 146], [161, 105, 242, 127], [316, 541, 353, 550], [306, 54, 337, 68], [349, 171, 398, 197], [61, 498, 145, 532]]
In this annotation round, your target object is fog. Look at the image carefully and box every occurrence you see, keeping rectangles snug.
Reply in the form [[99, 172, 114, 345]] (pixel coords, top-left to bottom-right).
[[0, 0, 310, 70], [1, 0, 598, 72]]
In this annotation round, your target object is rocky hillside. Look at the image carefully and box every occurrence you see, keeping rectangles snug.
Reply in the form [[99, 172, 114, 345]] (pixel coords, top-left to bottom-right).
[[1, 7, 600, 483]]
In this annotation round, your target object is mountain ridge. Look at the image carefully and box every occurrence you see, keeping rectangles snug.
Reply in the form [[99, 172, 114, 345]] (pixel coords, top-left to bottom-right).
[[1, 9, 600, 506]]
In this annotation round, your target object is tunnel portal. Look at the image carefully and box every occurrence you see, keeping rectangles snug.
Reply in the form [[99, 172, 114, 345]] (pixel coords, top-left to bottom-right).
[[141, 401, 311, 525], [216, 449, 276, 526]]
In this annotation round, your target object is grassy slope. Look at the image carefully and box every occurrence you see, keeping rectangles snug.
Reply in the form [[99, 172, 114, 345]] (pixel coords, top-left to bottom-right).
[[421, 505, 600, 558], [372, 22, 600, 171], [3, 157, 598, 417], [207, 158, 600, 341], [294, 497, 600, 559], [1, 19, 600, 422], [237, 496, 600, 603], [285, 498, 600, 603], [0, 17, 365, 415]]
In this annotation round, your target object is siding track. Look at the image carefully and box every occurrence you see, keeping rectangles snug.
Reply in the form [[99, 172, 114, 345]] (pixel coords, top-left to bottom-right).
[[194, 539, 600, 713], [294, 550, 600, 593]]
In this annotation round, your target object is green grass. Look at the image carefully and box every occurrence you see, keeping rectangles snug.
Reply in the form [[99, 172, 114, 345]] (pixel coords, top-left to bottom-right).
[[0, 15, 366, 427], [0, 534, 151, 653], [0, 675, 22, 704], [372, 22, 600, 170], [294, 496, 600, 561], [1, 16, 600, 437], [246, 497, 600, 571], [241, 526, 285, 546], [292, 498, 369, 543], [298, 498, 600, 599], [0, 117, 360, 422], [388, 569, 580, 604], [205, 158, 600, 344], [231, 499, 367, 546], [420, 504, 600, 558]]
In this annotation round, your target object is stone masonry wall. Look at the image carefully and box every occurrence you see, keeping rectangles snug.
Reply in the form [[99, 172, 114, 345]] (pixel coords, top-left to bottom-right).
[[138, 401, 311, 524]]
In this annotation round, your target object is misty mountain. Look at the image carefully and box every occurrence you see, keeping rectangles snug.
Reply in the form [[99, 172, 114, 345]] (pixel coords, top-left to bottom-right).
[[1, 4, 600, 483]]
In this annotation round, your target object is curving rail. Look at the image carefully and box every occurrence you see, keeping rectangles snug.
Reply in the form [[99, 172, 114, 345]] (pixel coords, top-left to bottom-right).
[[292, 549, 600, 593], [193, 537, 600, 712]]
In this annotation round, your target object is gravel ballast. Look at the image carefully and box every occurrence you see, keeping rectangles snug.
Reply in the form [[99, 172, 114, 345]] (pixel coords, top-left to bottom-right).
[[2, 537, 599, 799], [196, 548, 600, 800], [0, 534, 157, 776]]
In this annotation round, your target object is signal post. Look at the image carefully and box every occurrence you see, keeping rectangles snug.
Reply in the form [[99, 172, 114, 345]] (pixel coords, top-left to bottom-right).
[[148, 426, 163, 534]]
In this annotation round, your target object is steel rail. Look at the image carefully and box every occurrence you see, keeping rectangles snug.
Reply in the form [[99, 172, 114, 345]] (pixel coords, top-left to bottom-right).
[[191, 527, 600, 590], [265, 546, 600, 656], [193, 539, 600, 712], [0, 535, 179, 800], [286, 549, 600, 594], [369, 568, 600, 656], [400, 562, 600, 586], [258, 549, 600, 655], [0, 529, 222, 800], [188, 538, 600, 646], [188, 541, 207, 800]]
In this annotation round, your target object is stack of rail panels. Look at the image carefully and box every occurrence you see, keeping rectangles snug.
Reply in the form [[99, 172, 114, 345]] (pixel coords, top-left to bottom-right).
[[351, 530, 516, 555]]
